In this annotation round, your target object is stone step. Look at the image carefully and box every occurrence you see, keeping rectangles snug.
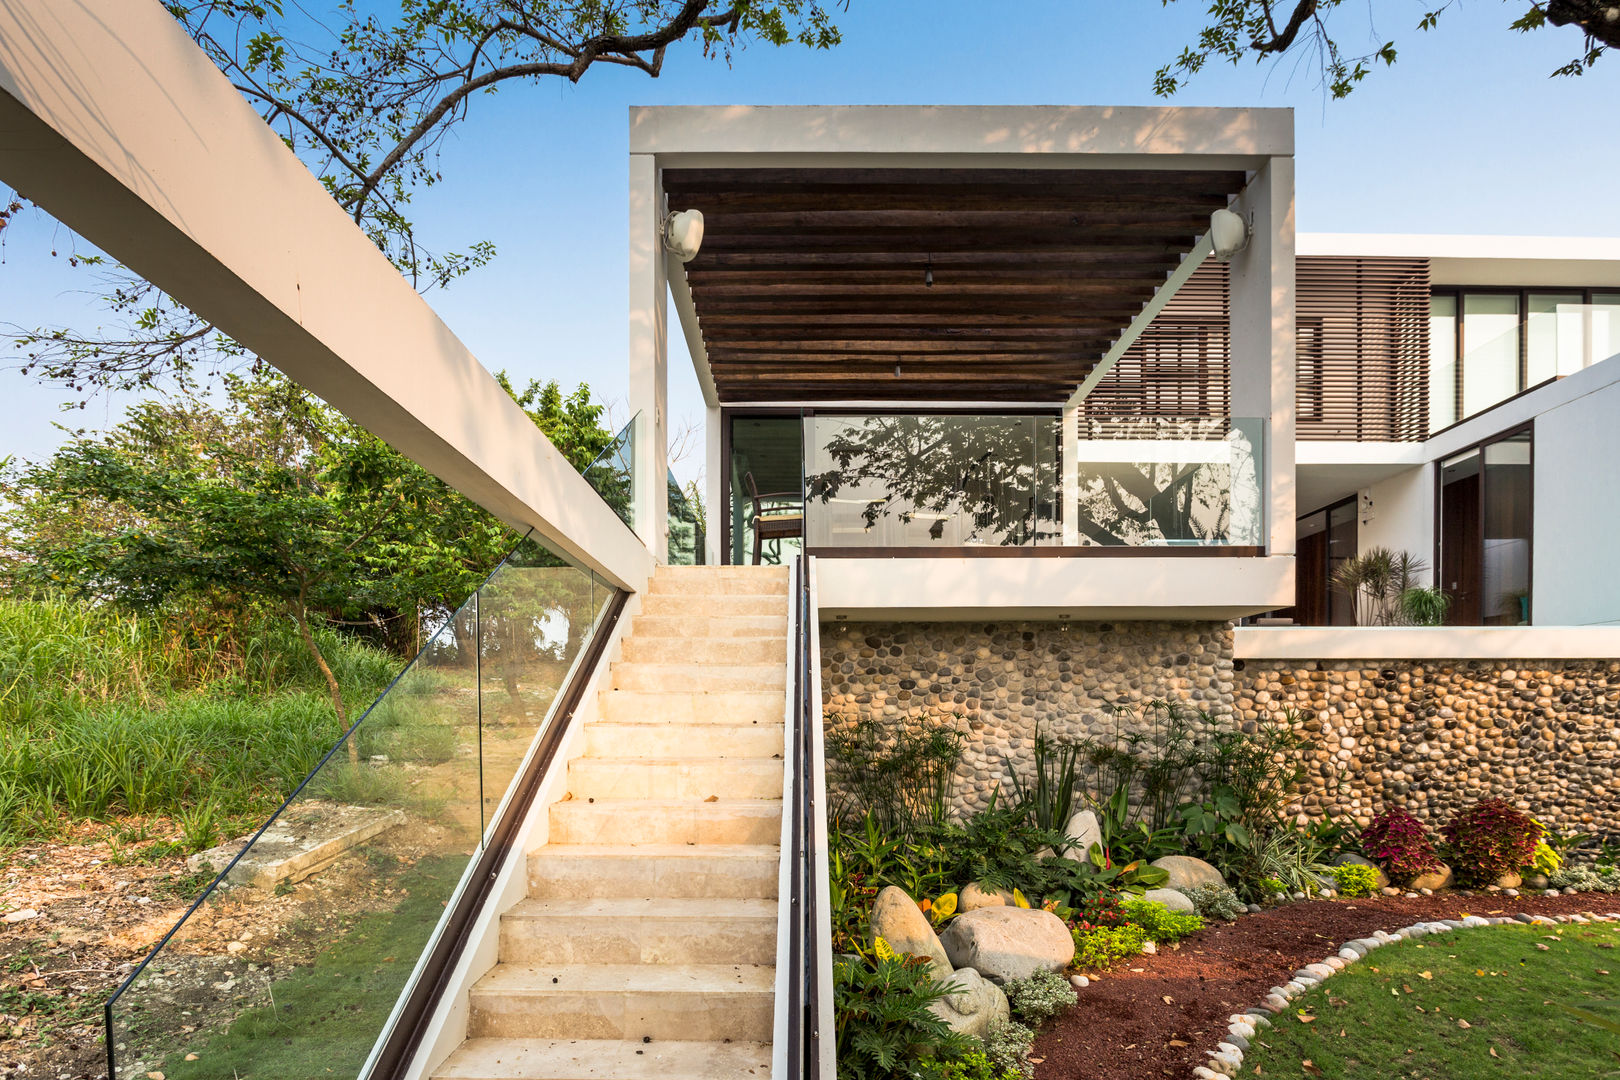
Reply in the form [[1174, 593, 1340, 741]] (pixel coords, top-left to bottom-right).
[[630, 613, 788, 639], [527, 844, 780, 900], [619, 635, 786, 666], [567, 757, 783, 801], [431, 1038, 773, 1080], [548, 798, 782, 846], [647, 568, 789, 596], [466, 963, 775, 1041], [597, 689, 783, 727], [638, 593, 788, 618], [610, 662, 785, 693], [584, 721, 784, 760], [498, 897, 778, 965]]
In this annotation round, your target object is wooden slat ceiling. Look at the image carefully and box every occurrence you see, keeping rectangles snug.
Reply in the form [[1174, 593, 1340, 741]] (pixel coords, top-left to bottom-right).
[[664, 167, 1247, 403]]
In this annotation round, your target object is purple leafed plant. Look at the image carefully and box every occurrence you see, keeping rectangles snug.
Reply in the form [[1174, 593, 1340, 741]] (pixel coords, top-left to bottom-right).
[[1360, 808, 1443, 886]]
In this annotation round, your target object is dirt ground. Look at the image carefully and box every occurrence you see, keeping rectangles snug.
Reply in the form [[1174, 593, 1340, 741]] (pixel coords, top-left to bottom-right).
[[0, 814, 467, 1080], [1033, 891, 1620, 1080]]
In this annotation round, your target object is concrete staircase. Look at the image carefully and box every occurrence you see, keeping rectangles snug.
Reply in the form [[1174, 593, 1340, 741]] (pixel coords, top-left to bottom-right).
[[432, 565, 790, 1080]]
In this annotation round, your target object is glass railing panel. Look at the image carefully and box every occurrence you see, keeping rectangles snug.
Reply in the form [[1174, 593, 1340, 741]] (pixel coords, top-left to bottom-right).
[[582, 413, 637, 530], [667, 470, 706, 566], [1070, 417, 1265, 547], [802, 413, 1059, 549], [105, 533, 617, 1080], [476, 542, 604, 833]]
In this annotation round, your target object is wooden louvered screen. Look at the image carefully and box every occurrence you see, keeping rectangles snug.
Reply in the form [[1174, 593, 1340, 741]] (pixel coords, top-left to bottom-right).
[[1081, 256, 1430, 442], [1081, 263, 1230, 421], [1296, 256, 1430, 441]]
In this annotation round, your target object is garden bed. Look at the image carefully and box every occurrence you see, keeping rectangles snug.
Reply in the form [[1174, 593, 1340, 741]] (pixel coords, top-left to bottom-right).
[[1033, 892, 1618, 1080]]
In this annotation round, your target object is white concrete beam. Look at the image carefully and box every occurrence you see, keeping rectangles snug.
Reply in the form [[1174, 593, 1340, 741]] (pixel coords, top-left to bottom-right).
[[1066, 233, 1213, 410], [630, 105, 1293, 162], [0, 0, 652, 592]]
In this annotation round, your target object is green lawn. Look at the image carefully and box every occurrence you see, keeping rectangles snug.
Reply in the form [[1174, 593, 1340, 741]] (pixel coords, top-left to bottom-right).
[[1241, 922, 1620, 1079]]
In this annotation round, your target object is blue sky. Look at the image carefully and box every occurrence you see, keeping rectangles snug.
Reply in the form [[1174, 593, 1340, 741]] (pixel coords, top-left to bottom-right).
[[2, 0, 1616, 485]]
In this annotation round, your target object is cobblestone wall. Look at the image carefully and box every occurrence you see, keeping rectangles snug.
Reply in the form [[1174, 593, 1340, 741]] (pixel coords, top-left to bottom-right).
[[1237, 659, 1620, 834], [819, 620, 1235, 817], [820, 620, 1620, 836]]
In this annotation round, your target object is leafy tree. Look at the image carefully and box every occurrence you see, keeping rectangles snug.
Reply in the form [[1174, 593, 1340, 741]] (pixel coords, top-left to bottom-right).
[[0, 372, 615, 731], [8, 0, 841, 397], [1156, 0, 1616, 99]]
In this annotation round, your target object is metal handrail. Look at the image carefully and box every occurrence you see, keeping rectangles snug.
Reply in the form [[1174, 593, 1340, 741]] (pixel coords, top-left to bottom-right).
[[786, 549, 824, 1077]]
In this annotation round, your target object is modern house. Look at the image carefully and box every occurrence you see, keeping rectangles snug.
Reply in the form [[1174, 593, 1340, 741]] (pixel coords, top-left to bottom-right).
[[3, 5, 1619, 1079]]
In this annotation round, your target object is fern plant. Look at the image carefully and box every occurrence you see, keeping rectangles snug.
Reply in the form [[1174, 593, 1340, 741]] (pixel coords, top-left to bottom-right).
[[833, 954, 972, 1080]]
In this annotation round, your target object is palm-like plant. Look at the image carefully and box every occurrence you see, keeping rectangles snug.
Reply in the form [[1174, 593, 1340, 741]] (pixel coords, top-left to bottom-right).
[[1332, 547, 1449, 626]]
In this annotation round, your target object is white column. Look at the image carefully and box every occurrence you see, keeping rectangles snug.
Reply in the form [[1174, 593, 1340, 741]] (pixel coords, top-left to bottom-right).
[[1228, 156, 1296, 556], [1060, 402, 1080, 546], [704, 403, 724, 565], [628, 154, 669, 558]]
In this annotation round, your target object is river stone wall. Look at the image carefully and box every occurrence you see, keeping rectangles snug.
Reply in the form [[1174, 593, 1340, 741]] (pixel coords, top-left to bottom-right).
[[820, 620, 1620, 835], [819, 620, 1236, 818], [1236, 658, 1620, 834]]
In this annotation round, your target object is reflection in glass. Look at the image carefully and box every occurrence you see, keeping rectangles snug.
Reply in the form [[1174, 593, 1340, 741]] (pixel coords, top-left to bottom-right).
[[1462, 294, 1520, 418], [667, 470, 706, 565], [1526, 293, 1584, 386], [803, 414, 1059, 548], [582, 414, 637, 530], [1429, 295, 1458, 432], [1327, 500, 1358, 625], [1482, 432, 1532, 625], [106, 535, 613, 1080], [1069, 418, 1264, 546]]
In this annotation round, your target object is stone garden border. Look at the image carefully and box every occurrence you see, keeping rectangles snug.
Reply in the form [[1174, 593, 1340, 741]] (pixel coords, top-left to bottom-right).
[[1188, 909, 1620, 1079]]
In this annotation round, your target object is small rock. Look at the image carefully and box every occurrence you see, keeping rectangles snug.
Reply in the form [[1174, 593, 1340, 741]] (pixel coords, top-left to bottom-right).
[[1246, 903, 1262, 914], [926, 967, 1009, 1038], [1060, 809, 1103, 865], [225, 941, 245, 955], [1411, 864, 1453, 892], [1, 909, 39, 924], [1071, 974, 1090, 989], [939, 906, 1075, 983], [1142, 940, 1158, 955]]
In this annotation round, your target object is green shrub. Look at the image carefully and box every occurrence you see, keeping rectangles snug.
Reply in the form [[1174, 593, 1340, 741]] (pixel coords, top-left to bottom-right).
[[913, 1049, 1023, 1080], [1549, 863, 1620, 893], [925, 795, 1070, 895], [1072, 923, 1147, 970], [1002, 969, 1077, 1027], [827, 714, 964, 842], [833, 954, 972, 1080], [1360, 808, 1443, 885], [1328, 863, 1380, 898], [1178, 882, 1246, 921], [1123, 898, 1206, 942], [981, 1018, 1036, 1080], [1259, 876, 1286, 895], [1442, 799, 1541, 886]]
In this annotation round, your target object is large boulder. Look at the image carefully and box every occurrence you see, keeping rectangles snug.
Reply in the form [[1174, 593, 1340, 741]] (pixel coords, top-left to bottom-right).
[[1140, 887, 1196, 913], [1150, 855, 1226, 891], [1060, 809, 1103, 866], [926, 966, 1010, 1038], [871, 886, 951, 977], [939, 906, 1075, 983], [959, 882, 1013, 913], [1332, 852, 1390, 890], [1410, 864, 1453, 892]]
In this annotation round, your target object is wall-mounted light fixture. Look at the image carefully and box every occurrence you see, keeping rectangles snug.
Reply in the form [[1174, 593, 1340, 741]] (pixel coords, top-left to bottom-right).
[[662, 209, 704, 262], [924, 254, 934, 288], [1210, 207, 1251, 262]]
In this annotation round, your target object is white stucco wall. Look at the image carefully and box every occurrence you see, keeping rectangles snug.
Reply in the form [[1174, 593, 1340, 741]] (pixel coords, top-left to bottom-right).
[[1357, 464, 1435, 585], [1532, 369, 1620, 625]]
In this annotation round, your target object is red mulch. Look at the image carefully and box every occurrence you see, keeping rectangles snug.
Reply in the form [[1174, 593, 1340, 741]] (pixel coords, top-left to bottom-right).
[[1032, 892, 1619, 1080]]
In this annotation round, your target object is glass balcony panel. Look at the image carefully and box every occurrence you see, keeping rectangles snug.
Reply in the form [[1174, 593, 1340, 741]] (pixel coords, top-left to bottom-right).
[[1461, 294, 1521, 418], [666, 470, 706, 565], [1429, 295, 1459, 432], [1069, 417, 1265, 547], [803, 413, 1059, 549], [106, 534, 616, 1080]]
